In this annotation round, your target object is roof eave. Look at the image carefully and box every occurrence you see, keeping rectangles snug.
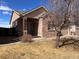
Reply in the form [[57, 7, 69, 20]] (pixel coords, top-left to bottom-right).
[[23, 6, 48, 16]]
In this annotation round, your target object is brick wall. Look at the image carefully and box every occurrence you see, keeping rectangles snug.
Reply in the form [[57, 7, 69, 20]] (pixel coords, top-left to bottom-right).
[[17, 17, 23, 36], [42, 17, 68, 38], [42, 17, 56, 38]]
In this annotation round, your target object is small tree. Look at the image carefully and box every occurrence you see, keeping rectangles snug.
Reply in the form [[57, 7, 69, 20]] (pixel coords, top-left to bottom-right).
[[43, 0, 78, 48]]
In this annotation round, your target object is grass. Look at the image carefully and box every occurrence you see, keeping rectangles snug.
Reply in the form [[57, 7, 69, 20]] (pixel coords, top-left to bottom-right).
[[0, 39, 79, 59]]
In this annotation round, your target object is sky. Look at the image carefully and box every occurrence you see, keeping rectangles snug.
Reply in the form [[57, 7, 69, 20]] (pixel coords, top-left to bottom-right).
[[0, 0, 45, 28]]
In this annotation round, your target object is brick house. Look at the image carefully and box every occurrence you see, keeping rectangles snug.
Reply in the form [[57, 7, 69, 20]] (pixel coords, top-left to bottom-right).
[[10, 6, 66, 38]]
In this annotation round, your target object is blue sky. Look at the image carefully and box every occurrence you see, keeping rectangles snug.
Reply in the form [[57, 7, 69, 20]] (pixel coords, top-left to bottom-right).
[[0, 0, 46, 27]]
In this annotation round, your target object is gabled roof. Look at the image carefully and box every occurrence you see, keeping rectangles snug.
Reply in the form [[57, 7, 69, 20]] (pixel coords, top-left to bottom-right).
[[10, 6, 48, 24], [15, 6, 48, 16], [14, 10, 29, 15], [9, 10, 21, 24], [23, 6, 48, 16]]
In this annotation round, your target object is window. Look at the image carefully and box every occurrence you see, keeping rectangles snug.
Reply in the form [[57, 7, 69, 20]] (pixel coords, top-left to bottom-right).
[[48, 21, 55, 32]]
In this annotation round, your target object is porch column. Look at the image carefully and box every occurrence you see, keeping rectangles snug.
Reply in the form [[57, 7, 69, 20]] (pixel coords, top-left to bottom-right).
[[23, 17, 27, 35], [38, 17, 43, 37]]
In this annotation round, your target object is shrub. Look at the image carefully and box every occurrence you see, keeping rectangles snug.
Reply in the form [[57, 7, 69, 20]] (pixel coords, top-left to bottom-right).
[[20, 34, 33, 42]]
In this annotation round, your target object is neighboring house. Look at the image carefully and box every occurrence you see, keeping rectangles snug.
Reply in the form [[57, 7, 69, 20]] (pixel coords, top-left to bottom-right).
[[9, 6, 67, 38]]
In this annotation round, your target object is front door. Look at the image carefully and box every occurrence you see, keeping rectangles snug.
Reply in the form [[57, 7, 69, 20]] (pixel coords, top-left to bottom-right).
[[27, 18, 38, 36]]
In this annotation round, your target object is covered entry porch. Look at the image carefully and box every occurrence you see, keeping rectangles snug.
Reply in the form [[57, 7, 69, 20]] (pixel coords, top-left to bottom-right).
[[23, 17, 43, 37]]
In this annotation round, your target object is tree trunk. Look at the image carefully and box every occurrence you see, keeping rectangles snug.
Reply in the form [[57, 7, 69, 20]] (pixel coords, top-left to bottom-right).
[[55, 30, 62, 48], [56, 35, 60, 48]]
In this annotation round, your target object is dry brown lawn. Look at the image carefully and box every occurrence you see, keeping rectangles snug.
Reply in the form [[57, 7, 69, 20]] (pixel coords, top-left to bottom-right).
[[0, 39, 79, 59]]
